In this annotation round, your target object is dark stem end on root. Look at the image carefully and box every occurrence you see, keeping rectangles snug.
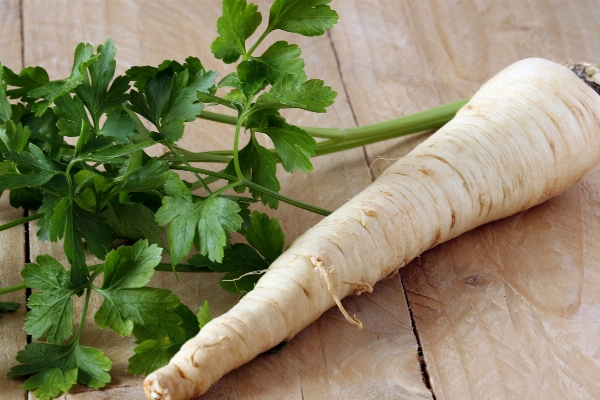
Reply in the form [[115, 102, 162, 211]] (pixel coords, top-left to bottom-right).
[[565, 61, 600, 95]]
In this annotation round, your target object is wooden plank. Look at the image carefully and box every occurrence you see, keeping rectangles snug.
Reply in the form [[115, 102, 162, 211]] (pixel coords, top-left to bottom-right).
[[18, 1, 428, 399], [326, 0, 600, 398], [0, 1, 28, 399]]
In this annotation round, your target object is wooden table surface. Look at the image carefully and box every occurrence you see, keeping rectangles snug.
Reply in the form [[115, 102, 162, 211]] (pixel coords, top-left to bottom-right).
[[2, 0, 600, 399]]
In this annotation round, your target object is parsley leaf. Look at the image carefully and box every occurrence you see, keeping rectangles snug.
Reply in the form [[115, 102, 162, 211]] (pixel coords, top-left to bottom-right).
[[189, 212, 284, 294], [9, 341, 112, 399], [268, 0, 339, 36], [75, 38, 131, 124], [97, 109, 135, 144], [29, 43, 99, 116], [211, 0, 263, 64], [0, 64, 11, 124], [2, 65, 49, 100], [104, 201, 163, 245], [22, 255, 77, 344], [238, 41, 306, 88], [53, 93, 90, 137], [93, 240, 182, 338], [155, 176, 244, 264], [224, 135, 280, 208], [0, 120, 31, 151], [129, 68, 216, 143], [127, 303, 205, 375], [197, 300, 212, 329], [4, 143, 60, 173], [244, 210, 284, 262], [246, 108, 316, 172], [22, 368, 78, 400], [9, 187, 43, 210], [254, 74, 337, 113], [126, 337, 179, 376], [0, 302, 19, 313]]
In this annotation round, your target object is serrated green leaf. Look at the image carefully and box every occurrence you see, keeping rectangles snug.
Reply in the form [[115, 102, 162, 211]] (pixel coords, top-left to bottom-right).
[[97, 109, 135, 144], [0, 64, 11, 124], [72, 202, 113, 260], [224, 136, 280, 208], [245, 211, 284, 262], [126, 337, 180, 376], [116, 158, 173, 192], [0, 301, 19, 313], [218, 72, 243, 90], [54, 93, 90, 137], [128, 69, 172, 126], [21, 110, 63, 153], [105, 202, 163, 245], [94, 287, 181, 338], [0, 171, 55, 190], [9, 342, 112, 395], [29, 43, 99, 116], [4, 143, 60, 173], [2, 65, 49, 99], [22, 367, 78, 400], [9, 187, 43, 210], [0, 120, 31, 151], [255, 75, 336, 113], [22, 256, 76, 344], [127, 303, 203, 375], [240, 41, 306, 87], [197, 196, 244, 261], [247, 108, 316, 172], [211, 0, 262, 63], [158, 69, 217, 143], [81, 141, 153, 163], [190, 243, 269, 295], [156, 180, 244, 264], [75, 39, 131, 122], [100, 240, 162, 290], [268, 0, 338, 36], [197, 300, 212, 329]]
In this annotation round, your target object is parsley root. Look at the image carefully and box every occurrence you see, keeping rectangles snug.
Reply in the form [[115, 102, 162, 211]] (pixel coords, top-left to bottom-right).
[[144, 58, 600, 399]]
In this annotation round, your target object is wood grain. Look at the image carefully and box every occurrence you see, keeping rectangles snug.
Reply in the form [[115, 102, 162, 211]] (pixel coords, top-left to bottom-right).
[[4, 0, 600, 399], [14, 0, 427, 399], [0, 1, 28, 398]]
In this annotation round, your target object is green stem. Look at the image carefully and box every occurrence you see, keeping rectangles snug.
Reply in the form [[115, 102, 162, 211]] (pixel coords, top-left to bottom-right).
[[245, 27, 273, 60], [199, 98, 468, 140], [0, 263, 212, 297], [209, 181, 244, 198], [167, 143, 212, 194], [74, 285, 93, 341], [171, 165, 332, 216], [0, 283, 27, 295], [232, 113, 245, 181], [0, 213, 43, 232]]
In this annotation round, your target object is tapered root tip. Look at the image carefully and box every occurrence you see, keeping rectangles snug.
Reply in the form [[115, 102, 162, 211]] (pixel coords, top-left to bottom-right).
[[565, 61, 600, 96]]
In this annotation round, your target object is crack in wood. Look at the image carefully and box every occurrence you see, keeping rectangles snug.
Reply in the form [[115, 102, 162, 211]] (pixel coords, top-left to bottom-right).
[[326, 29, 374, 183], [400, 277, 436, 399]]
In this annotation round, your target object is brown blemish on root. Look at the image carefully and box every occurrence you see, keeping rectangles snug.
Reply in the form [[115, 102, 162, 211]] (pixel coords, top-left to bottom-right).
[[175, 365, 187, 380], [342, 280, 373, 295], [451, 212, 456, 228]]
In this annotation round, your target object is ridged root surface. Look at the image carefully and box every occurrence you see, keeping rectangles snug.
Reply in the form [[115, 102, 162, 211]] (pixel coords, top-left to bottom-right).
[[144, 58, 600, 400]]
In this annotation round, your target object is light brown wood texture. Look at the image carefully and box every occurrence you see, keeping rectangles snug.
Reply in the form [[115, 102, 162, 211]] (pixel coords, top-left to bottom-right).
[[0, 1, 28, 399], [1, 0, 600, 399]]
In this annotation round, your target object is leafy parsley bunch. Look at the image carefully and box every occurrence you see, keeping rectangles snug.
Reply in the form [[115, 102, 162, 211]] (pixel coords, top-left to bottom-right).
[[0, 0, 338, 398]]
